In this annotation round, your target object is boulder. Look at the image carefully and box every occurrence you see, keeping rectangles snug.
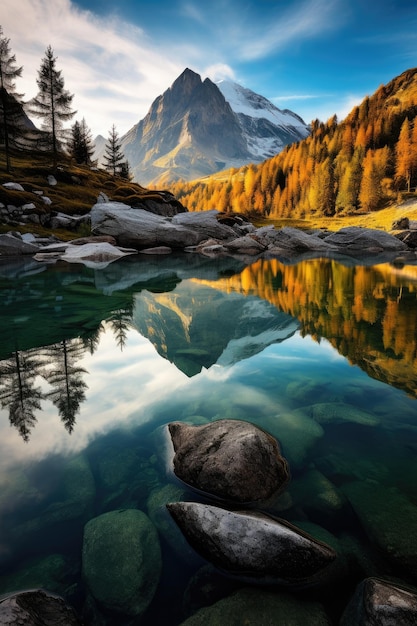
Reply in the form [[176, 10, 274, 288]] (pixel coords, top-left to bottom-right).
[[262, 227, 337, 253], [168, 419, 289, 503], [60, 242, 137, 267], [392, 216, 410, 229], [0, 589, 82, 625], [91, 203, 239, 250], [340, 577, 417, 626], [394, 229, 417, 248], [82, 508, 161, 617], [179, 587, 332, 625], [224, 234, 267, 255], [323, 226, 407, 252], [132, 190, 187, 216], [167, 502, 336, 585], [0, 233, 40, 256]]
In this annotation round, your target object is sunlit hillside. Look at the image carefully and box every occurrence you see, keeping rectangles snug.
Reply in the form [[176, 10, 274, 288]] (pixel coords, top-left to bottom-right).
[[168, 68, 417, 228], [0, 150, 175, 239]]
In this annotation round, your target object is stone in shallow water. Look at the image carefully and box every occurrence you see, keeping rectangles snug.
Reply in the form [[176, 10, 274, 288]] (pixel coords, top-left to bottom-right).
[[342, 480, 417, 581], [0, 589, 82, 625], [167, 501, 336, 585], [309, 402, 380, 426], [168, 419, 290, 503], [179, 587, 332, 625], [340, 577, 417, 626], [82, 508, 161, 617]]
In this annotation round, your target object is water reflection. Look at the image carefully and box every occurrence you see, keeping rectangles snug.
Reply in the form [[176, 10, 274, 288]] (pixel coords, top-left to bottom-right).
[[1, 254, 417, 624], [1, 255, 417, 445]]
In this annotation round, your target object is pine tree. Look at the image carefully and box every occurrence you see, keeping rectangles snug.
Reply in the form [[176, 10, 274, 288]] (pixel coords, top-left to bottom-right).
[[28, 46, 75, 168], [70, 117, 95, 165], [103, 124, 125, 176], [119, 159, 133, 180], [0, 25, 23, 172]]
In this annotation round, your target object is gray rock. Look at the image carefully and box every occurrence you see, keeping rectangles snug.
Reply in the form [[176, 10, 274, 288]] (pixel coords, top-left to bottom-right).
[[2, 182, 25, 191], [179, 587, 332, 625], [91, 203, 240, 250], [340, 577, 417, 626], [168, 419, 289, 503], [394, 229, 417, 248], [224, 234, 267, 255], [264, 227, 336, 252], [0, 233, 40, 256], [82, 508, 161, 617], [167, 502, 336, 585], [323, 226, 407, 252], [0, 589, 82, 625]]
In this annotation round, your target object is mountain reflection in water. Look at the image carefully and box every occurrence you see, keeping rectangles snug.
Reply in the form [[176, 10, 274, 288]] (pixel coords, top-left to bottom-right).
[[0, 253, 417, 625]]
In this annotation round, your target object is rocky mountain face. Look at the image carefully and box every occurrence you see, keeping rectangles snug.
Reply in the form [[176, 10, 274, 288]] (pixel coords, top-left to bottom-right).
[[102, 69, 310, 186]]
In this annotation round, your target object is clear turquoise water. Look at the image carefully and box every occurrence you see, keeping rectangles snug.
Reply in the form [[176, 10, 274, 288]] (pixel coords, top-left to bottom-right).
[[0, 254, 416, 624]]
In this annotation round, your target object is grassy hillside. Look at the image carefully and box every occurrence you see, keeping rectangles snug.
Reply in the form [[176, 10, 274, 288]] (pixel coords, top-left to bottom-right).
[[0, 149, 166, 239]]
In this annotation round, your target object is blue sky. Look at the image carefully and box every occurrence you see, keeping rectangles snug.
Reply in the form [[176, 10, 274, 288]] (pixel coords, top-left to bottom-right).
[[1, 0, 417, 137]]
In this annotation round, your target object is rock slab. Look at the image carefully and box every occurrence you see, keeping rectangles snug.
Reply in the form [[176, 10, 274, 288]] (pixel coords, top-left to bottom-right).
[[0, 589, 82, 625], [340, 577, 417, 626], [167, 501, 336, 585], [168, 419, 289, 502]]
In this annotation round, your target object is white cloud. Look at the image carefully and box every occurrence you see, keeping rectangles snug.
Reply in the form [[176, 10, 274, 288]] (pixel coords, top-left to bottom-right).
[[0, 0, 184, 136], [205, 63, 237, 82]]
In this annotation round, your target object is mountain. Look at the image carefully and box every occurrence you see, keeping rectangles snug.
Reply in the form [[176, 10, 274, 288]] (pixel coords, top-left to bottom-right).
[[133, 280, 299, 377], [108, 68, 309, 186], [170, 66, 417, 219]]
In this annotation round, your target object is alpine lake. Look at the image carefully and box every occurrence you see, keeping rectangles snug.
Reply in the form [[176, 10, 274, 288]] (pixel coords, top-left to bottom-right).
[[1, 249, 417, 625]]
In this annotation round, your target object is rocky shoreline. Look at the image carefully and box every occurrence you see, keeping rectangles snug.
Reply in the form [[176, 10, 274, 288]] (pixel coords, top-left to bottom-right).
[[1, 194, 417, 268]]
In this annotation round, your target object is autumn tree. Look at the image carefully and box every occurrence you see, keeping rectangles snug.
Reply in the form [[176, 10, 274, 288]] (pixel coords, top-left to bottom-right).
[[28, 46, 75, 168], [395, 117, 414, 191], [103, 124, 125, 176], [0, 25, 23, 172]]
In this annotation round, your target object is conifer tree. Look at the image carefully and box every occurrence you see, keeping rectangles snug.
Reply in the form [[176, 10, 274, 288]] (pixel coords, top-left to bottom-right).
[[70, 117, 95, 165], [28, 46, 75, 168], [0, 26, 23, 172], [103, 124, 125, 176]]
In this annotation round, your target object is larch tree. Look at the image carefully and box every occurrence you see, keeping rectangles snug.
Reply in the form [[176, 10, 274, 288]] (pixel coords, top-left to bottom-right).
[[28, 46, 75, 168], [103, 124, 125, 176], [395, 117, 413, 192], [0, 25, 23, 172]]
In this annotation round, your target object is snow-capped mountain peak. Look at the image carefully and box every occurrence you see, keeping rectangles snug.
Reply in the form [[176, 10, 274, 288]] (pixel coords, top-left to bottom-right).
[[216, 79, 307, 130]]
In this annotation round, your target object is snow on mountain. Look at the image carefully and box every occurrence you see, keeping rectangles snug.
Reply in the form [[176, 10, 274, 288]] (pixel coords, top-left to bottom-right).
[[216, 79, 306, 128], [216, 79, 310, 159]]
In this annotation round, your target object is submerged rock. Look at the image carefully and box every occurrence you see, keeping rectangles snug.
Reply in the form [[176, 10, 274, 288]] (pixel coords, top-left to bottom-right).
[[0, 589, 82, 625], [342, 480, 417, 581], [179, 587, 332, 625], [168, 419, 289, 503], [167, 501, 336, 585], [82, 508, 161, 617], [340, 577, 417, 626]]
